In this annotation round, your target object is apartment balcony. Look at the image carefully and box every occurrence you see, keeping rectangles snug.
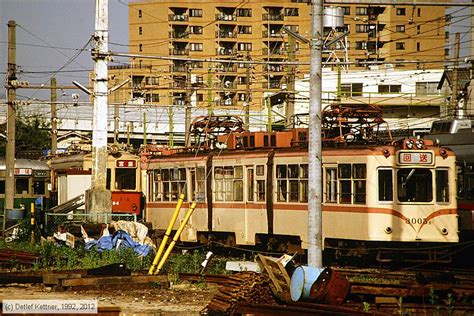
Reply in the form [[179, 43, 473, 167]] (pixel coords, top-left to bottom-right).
[[262, 47, 286, 55], [217, 81, 237, 89], [263, 30, 283, 39], [170, 64, 187, 72], [216, 97, 237, 107], [265, 64, 286, 72], [169, 81, 186, 89], [216, 47, 237, 56], [168, 14, 189, 22], [262, 13, 284, 21], [216, 13, 237, 21], [169, 31, 189, 39], [216, 30, 237, 39], [169, 48, 189, 55], [265, 81, 283, 89], [215, 64, 238, 72]]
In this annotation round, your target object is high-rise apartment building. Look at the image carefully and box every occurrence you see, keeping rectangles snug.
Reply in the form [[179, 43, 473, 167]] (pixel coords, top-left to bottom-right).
[[109, 0, 447, 110]]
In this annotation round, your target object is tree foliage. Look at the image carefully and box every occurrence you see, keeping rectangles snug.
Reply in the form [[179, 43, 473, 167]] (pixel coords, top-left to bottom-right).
[[0, 111, 51, 157]]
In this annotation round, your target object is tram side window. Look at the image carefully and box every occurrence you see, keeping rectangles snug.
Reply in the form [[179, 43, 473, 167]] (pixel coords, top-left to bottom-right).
[[116, 168, 136, 190], [214, 166, 243, 201], [276, 164, 308, 203], [15, 178, 29, 195], [338, 164, 352, 204], [190, 167, 206, 202], [353, 164, 366, 203], [152, 170, 162, 201], [398, 168, 432, 202], [436, 169, 450, 203], [465, 164, 474, 200], [325, 168, 338, 203], [157, 168, 187, 201], [378, 169, 393, 201], [33, 180, 45, 195], [257, 180, 265, 201]]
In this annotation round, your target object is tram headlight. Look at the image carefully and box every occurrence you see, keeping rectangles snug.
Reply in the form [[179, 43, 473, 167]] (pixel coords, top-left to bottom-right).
[[384, 226, 393, 234], [441, 227, 448, 235], [415, 140, 424, 149], [406, 140, 414, 149]]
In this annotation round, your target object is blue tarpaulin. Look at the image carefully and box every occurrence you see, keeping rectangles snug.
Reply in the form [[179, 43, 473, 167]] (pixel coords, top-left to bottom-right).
[[85, 230, 152, 256]]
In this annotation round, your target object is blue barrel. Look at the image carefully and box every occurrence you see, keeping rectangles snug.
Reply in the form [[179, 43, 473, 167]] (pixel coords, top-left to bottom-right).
[[290, 265, 324, 302], [6, 208, 25, 220]]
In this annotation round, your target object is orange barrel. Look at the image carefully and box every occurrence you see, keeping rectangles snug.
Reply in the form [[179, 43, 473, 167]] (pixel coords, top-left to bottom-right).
[[310, 267, 350, 305]]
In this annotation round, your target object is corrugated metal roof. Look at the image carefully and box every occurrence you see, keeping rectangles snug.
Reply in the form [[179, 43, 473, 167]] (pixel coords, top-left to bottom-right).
[[0, 159, 49, 171], [437, 67, 471, 90]]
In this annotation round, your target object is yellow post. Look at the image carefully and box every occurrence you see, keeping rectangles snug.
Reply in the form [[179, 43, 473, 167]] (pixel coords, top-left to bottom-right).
[[154, 202, 197, 275], [148, 193, 185, 275], [30, 202, 35, 244]]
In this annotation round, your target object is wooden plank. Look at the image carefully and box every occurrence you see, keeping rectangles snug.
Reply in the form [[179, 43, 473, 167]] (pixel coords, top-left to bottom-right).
[[61, 275, 168, 287]]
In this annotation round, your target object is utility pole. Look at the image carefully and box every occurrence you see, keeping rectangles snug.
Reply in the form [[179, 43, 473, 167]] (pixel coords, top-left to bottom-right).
[[184, 62, 192, 147], [286, 35, 296, 128], [207, 64, 213, 117], [51, 78, 58, 154], [5, 20, 16, 212], [470, 5, 474, 116], [308, 0, 323, 268], [451, 33, 460, 118], [245, 52, 251, 130], [86, 0, 112, 217], [113, 78, 119, 144]]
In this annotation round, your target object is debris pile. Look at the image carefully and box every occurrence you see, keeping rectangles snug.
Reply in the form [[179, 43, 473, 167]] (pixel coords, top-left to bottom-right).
[[206, 271, 277, 314]]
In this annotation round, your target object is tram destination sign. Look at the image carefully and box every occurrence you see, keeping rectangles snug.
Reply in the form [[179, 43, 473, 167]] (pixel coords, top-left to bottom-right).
[[116, 160, 137, 168], [397, 151, 433, 165]]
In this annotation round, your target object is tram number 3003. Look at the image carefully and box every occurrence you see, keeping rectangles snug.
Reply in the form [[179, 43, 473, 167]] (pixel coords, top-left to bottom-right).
[[405, 218, 429, 225]]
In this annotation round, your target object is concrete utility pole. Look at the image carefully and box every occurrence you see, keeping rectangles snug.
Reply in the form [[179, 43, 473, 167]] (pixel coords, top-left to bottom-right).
[[51, 78, 57, 154], [5, 20, 16, 211], [470, 4, 474, 116], [308, 0, 323, 268], [86, 0, 112, 216], [113, 78, 119, 144]]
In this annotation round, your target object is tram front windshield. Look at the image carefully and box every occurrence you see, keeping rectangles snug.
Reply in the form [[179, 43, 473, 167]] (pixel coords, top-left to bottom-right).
[[115, 168, 136, 190], [397, 168, 432, 202]]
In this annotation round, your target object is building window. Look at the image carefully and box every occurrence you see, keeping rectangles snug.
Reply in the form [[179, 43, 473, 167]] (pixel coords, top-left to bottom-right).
[[139, 26, 143, 35], [238, 25, 252, 34], [356, 24, 368, 33], [356, 7, 368, 15], [285, 8, 299, 16], [416, 82, 439, 96], [196, 94, 204, 102], [341, 83, 363, 96], [190, 43, 203, 51], [417, 42, 420, 51], [189, 9, 202, 17], [145, 93, 160, 103], [355, 41, 367, 50], [139, 44, 143, 52], [396, 25, 405, 33], [396, 8, 406, 15], [418, 25, 421, 34], [138, 9, 142, 18], [145, 76, 159, 85], [396, 42, 405, 50], [190, 26, 203, 34], [236, 8, 252, 17], [378, 84, 401, 93], [341, 7, 350, 15], [238, 76, 248, 84], [417, 8, 421, 17], [238, 43, 252, 51]]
